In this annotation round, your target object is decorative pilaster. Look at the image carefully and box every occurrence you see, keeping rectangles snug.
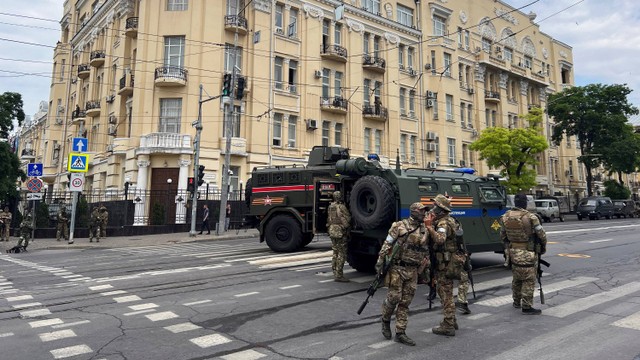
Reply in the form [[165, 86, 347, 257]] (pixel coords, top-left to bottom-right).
[[175, 158, 191, 224], [133, 158, 150, 226]]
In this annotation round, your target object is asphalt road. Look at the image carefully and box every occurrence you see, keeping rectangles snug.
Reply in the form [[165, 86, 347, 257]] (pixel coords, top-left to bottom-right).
[[1, 217, 640, 360]]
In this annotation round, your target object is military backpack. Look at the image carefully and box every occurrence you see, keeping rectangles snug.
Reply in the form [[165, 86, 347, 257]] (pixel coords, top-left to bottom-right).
[[503, 210, 532, 243]]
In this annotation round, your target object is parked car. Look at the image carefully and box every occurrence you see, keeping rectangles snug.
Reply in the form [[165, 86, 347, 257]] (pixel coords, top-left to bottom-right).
[[535, 199, 564, 222], [576, 197, 615, 220], [613, 200, 635, 218]]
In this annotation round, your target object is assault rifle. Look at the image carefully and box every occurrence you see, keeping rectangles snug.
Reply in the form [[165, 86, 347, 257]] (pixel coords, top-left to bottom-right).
[[357, 241, 400, 315], [534, 234, 550, 304]]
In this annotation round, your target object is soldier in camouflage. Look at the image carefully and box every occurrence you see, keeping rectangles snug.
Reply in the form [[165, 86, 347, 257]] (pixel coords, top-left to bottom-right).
[[327, 191, 351, 282], [377, 202, 429, 346], [425, 194, 462, 336], [0, 207, 9, 241], [99, 205, 109, 239], [17, 212, 33, 249], [56, 206, 69, 242], [456, 272, 471, 314], [501, 193, 547, 315], [89, 207, 101, 243]]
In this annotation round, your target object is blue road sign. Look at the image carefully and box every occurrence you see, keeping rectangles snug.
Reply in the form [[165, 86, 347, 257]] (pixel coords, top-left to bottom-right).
[[27, 163, 43, 177], [68, 153, 89, 172], [72, 137, 88, 152]]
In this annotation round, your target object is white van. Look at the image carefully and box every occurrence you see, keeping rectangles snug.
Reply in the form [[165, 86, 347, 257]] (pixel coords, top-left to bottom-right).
[[535, 199, 564, 222], [506, 194, 536, 212]]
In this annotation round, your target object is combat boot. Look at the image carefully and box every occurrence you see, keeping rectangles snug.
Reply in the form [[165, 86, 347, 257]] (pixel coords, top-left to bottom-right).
[[513, 300, 521, 309], [456, 302, 471, 314], [334, 276, 350, 282], [432, 326, 455, 337], [453, 320, 459, 330], [381, 319, 392, 340], [522, 307, 542, 315], [394, 332, 416, 346]]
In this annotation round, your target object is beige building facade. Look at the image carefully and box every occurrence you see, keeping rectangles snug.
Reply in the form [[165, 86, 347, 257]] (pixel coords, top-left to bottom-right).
[[40, 0, 585, 224]]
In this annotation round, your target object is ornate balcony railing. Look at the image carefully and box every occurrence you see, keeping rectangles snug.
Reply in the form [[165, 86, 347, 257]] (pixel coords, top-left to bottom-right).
[[224, 15, 248, 30], [320, 44, 348, 61], [154, 66, 188, 85]]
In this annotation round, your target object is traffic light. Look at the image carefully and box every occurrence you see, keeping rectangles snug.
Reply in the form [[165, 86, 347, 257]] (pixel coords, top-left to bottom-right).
[[66, 173, 71, 188], [197, 165, 205, 186], [187, 177, 195, 194], [222, 73, 232, 96], [236, 76, 245, 100]]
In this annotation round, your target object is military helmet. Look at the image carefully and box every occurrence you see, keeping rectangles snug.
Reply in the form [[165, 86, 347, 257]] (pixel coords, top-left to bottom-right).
[[332, 191, 342, 201], [432, 194, 451, 212]]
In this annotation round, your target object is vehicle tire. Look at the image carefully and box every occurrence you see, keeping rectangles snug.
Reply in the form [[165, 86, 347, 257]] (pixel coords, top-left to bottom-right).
[[347, 252, 377, 273], [349, 175, 396, 230], [596, 213, 601, 220], [577, 215, 582, 221], [244, 178, 253, 209], [301, 233, 314, 247], [560, 215, 565, 222], [605, 213, 611, 219], [549, 215, 555, 223], [617, 215, 621, 219], [264, 214, 303, 252]]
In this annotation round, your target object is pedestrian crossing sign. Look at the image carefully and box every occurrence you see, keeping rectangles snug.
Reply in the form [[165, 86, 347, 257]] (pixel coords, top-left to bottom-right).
[[67, 153, 90, 172]]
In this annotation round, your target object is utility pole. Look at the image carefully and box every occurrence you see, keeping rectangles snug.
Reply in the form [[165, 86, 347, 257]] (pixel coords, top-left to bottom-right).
[[189, 85, 204, 237], [68, 121, 83, 244]]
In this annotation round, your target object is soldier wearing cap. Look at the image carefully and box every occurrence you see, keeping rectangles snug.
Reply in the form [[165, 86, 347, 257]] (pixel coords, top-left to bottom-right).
[[425, 194, 463, 336], [376, 202, 429, 346], [326, 191, 351, 282]]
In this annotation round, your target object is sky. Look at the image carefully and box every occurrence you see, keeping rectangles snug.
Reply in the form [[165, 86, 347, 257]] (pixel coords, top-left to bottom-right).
[[0, 0, 639, 128]]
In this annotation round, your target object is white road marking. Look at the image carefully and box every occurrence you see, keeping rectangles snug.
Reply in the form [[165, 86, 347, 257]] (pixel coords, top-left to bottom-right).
[[164, 322, 202, 333], [0, 332, 14, 338], [279, 285, 301, 290], [235, 292, 259, 297], [12, 302, 42, 309], [7, 295, 33, 302], [146, 311, 179, 321], [318, 279, 334, 283], [101, 290, 127, 296], [369, 341, 395, 349], [30, 318, 64, 328], [50, 344, 93, 359], [612, 310, 640, 330], [39, 329, 77, 342], [190, 333, 232, 348], [0, 289, 18, 294], [547, 224, 640, 235], [183, 300, 212, 306], [468, 313, 492, 320], [260, 294, 292, 301], [69, 277, 92, 282], [221, 349, 267, 360], [129, 303, 158, 311], [250, 251, 332, 265], [0, 281, 11, 286], [546, 281, 640, 318], [588, 239, 613, 243], [51, 320, 91, 329], [20, 309, 51, 317], [93, 263, 230, 282], [61, 274, 83, 278], [113, 295, 141, 303], [124, 309, 156, 316], [475, 277, 598, 307], [89, 284, 113, 291]]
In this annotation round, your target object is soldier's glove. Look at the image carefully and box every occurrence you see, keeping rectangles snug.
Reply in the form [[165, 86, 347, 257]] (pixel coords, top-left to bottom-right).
[[375, 258, 384, 274]]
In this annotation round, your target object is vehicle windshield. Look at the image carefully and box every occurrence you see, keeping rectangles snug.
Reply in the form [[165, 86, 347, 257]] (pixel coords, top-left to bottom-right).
[[535, 201, 547, 207], [480, 187, 504, 202], [580, 200, 597, 206]]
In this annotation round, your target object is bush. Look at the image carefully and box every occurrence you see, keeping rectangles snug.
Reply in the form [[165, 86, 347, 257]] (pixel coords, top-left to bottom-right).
[[35, 202, 50, 228], [75, 195, 89, 227], [604, 179, 631, 199], [151, 202, 166, 225]]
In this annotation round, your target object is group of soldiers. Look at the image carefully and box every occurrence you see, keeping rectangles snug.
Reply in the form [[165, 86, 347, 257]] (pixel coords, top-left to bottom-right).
[[53, 204, 109, 243], [328, 191, 547, 346], [1, 206, 33, 251]]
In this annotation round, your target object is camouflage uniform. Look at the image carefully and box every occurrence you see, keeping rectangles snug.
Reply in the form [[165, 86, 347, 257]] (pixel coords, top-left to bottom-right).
[[456, 271, 470, 309], [89, 208, 101, 242], [428, 194, 463, 336], [17, 214, 33, 249], [56, 207, 69, 241], [327, 191, 351, 281], [1, 207, 12, 241], [99, 206, 108, 238], [378, 202, 429, 346], [501, 201, 547, 314]]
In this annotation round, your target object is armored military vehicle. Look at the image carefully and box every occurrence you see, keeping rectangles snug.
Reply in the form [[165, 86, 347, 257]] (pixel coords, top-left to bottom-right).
[[245, 146, 507, 271]]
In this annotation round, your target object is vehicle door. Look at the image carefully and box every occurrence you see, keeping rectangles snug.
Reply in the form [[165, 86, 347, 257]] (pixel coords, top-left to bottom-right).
[[470, 185, 507, 252], [313, 180, 340, 234]]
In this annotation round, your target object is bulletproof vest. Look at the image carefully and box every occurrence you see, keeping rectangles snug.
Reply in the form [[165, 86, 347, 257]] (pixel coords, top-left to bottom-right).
[[503, 209, 532, 243], [397, 220, 427, 265], [437, 217, 458, 254], [327, 202, 345, 227]]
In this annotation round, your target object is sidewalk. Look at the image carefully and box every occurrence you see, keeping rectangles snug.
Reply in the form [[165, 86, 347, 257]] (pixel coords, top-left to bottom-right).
[[1, 228, 260, 252]]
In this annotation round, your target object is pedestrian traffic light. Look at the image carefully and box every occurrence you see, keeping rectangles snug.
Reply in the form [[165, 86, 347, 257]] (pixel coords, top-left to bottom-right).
[[222, 73, 232, 96], [187, 177, 195, 194], [197, 165, 205, 186], [236, 76, 245, 100]]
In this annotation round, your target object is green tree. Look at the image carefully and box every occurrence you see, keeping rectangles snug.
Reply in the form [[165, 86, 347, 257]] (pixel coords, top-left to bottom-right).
[[599, 128, 640, 185], [35, 201, 50, 228], [547, 84, 639, 196], [603, 179, 631, 200], [0, 92, 26, 203], [470, 107, 548, 194], [75, 195, 89, 227]]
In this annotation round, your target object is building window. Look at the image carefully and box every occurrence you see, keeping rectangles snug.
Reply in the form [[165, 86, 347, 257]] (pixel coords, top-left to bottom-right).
[[409, 90, 416, 117], [482, 38, 491, 53], [164, 36, 185, 67], [433, 15, 446, 36], [397, 4, 414, 27], [334, 71, 343, 97], [374, 81, 382, 101], [460, 103, 466, 127], [223, 104, 241, 137], [364, 127, 371, 154], [273, 113, 282, 146], [373, 36, 380, 56], [400, 134, 407, 162], [504, 47, 513, 63], [322, 19, 330, 48], [398, 45, 405, 69], [322, 121, 330, 146], [335, 123, 342, 146], [407, 47, 414, 69], [288, 115, 297, 147], [275, 3, 284, 31], [288, 60, 298, 94], [226, 0, 244, 15], [447, 138, 456, 165], [485, 109, 491, 127], [363, 0, 381, 15], [363, 79, 371, 106], [167, 0, 188, 11], [524, 55, 532, 69], [399, 87, 406, 115], [443, 53, 452, 77], [159, 98, 182, 133], [224, 44, 242, 73], [363, 33, 370, 55], [322, 68, 330, 98], [60, 59, 66, 81], [430, 50, 436, 73], [334, 23, 342, 45], [410, 135, 416, 163], [288, 8, 298, 37], [432, 92, 439, 119], [274, 56, 283, 90], [374, 129, 382, 154], [467, 104, 473, 128], [445, 94, 453, 121], [492, 110, 497, 127]]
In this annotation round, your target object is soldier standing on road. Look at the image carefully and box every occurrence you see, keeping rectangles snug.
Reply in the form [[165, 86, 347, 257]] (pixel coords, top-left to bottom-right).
[[199, 204, 211, 235], [1, 206, 12, 241], [89, 207, 101, 243], [56, 206, 69, 242], [425, 194, 463, 336], [17, 212, 33, 250], [377, 202, 429, 346], [501, 194, 547, 315], [327, 191, 351, 282], [99, 205, 109, 239], [456, 272, 471, 314]]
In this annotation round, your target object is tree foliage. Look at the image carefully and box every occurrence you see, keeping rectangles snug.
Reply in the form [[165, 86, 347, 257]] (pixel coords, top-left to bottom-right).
[[547, 84, 639, 196], [470, 107, 548, 194], [0, 92, 25, 138], [0, 92, 26, 203], [600, 130, 640, 184], [603, 179, 631, 200]]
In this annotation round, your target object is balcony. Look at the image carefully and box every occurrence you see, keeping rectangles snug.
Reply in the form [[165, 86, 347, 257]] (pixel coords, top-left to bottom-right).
[[21, 149, 35, 160], [154, 66, 188, 87], [320, 96, 348, 114], [125, 17, 138, 38], [224, 15, 248, 35], [85, 99, 101, 117], [136, 133, 192, 155], [77, 64, 90, 79], [90, 50, 106, 67], [484, 90, 501, 103], [118, 73, 134, 96], [362, 54, 386, 73], [71, 108, 86, 124], [320, 44, 348, 62], [362, 104, 388, 121]]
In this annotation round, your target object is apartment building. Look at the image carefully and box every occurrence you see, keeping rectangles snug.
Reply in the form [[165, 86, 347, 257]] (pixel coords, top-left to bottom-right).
[[40, 0, 583, 224]]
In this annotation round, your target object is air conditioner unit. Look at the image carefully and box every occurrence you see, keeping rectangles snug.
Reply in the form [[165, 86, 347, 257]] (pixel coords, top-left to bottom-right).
[[314, 70, 322, 78], [306, 119, 317, 130], [427, 161, 438, 168], [108, 115, 117, 124], [426, 99, 434, 108], [276, 28, 284, 35], [426, 143, 437, 152], [426, 90, 434, 99], [106, 144, 114, 152], [467, 88, 475, 95], [426, 131, 437, 141], [425, 64, 432, 70], [108, 125, 117, 136], [55, 118, 64, 125]]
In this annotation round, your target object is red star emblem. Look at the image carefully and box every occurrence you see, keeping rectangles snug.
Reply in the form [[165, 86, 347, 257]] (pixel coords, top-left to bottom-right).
[[263, 196, 272, 205]]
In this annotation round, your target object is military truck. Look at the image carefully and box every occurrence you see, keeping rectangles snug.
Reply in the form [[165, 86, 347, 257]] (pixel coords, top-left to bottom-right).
[[245, 146, 507, 271]]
